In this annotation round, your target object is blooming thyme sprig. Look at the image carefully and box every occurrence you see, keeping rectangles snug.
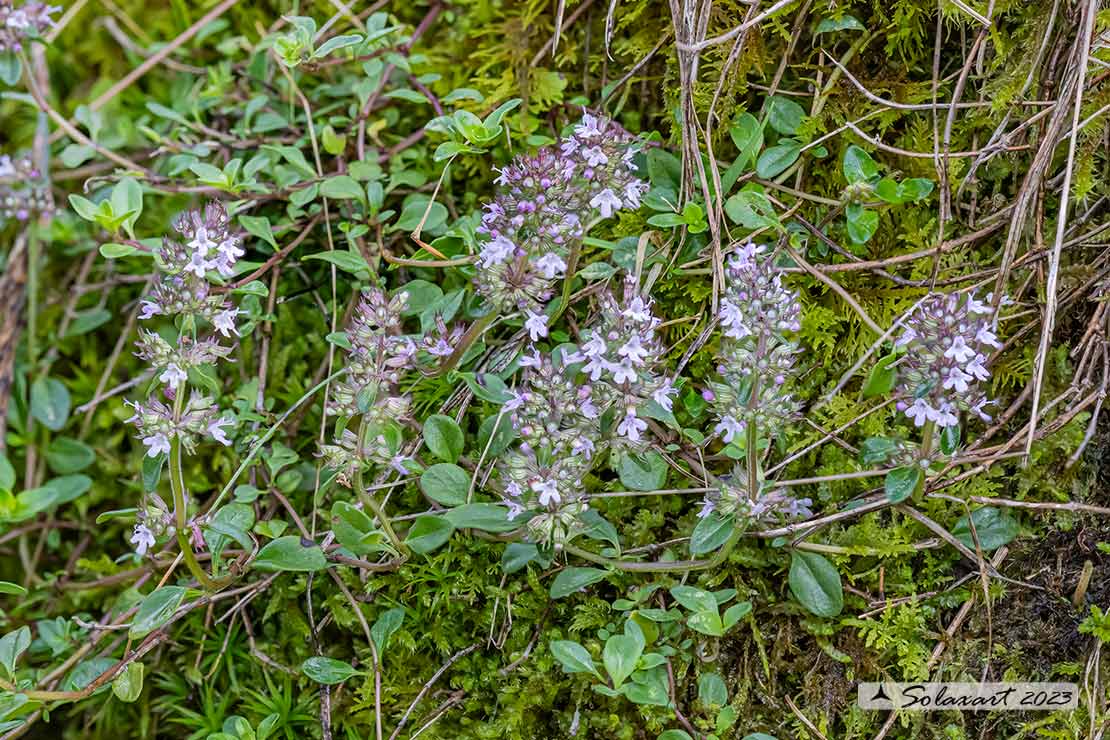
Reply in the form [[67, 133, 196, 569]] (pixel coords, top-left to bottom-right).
[[894, 291, 1000, 429], [709, 242, 802, 446], [138, 202, 245, 335], [696, 464, 813, 524], [124, 201, 246, 570], [327, 287, 416, 425], [0, 153, 53, 222], [563, 277, 675, 448], [496, 349, 600, 545], [0, 1, 57, 52], [474, 113, 647, 315]]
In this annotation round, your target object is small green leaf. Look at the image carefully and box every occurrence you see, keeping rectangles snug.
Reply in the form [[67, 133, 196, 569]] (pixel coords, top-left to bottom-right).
[[550, 567, 609, 599], [460, 371, 514, 404], [501, 543, 539, 574], [698, 672, 728, 706], [603, 629, 644, 689], [859, 436, 898, 465], [550, 640, 600, 678], [31, 377, 71, 431], [304, 250, 371, 274], [845, 203, 878, 244], [100, 242, 141, 259], [0, 626, 31, 679], [239, 215, 277, 249], [884, 466, 922, 503], [861, 353, 898, 397], [320, 175, 366, 204], [444, 503, 518, 533], [302, 657, 361, 684], [728, 112, 763, 168], [815, 15, 864, 33], [755, 142, 801, 178], [617, 451, 667, 492], [0, 454, 15, 491], [842, 144, 879, 184], [129, 586, 187, 639], [0, 51, 22, 86], [670, 585, 717, 614], [370, 607, 404, 655], [952, 507, 1019, 551], [0, 581, 26, 596], [419, 463, 469, 506], [422, 414, 464, 463], [722, 601, 752, 631], [404, 515, 454, 554], [45, 437, 95, 474], [940, 424, 962, 455], [789, 551, 843, 617], [112, 662, 144, 703], [253, 536, 328, 572], [690, 512, 735, 555], [765, 96, 806, 135]]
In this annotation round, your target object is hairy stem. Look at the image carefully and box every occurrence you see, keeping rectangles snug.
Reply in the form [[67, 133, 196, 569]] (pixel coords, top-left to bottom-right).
[[355, 418, 408, 557], [168, 390, 216, 589]]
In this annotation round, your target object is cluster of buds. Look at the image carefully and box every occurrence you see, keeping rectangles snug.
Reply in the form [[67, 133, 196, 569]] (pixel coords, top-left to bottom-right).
[[318, 428, 410, 487], [563, 278, 674, 448], [322, 288, 418, 487], [327, 288, 416, 423], [138, 202, 245, 334], [126, 202, 244, 477], [894, 292, 998, 428], [0, 153, 53, 222], [474, 113, 647, 315], [709, 242, 802, 445], [696, 465, 813, 523], [125, 393, 234, 459], [0, 1, 57, 52], [130, 498, 173, 557]]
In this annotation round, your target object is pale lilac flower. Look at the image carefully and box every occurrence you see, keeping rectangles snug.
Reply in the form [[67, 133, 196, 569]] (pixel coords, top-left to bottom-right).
[[714, 415, 745, 443], [389, 454, 410, 476], [942, 367, 972, 394], [479, 234, 516, 267], [130, 523, 156, 556], [589, 188, 621, 218], [944, 336, 975, 363], [976, 326, 1000, 348], [524, 309, 548, 341], [532, 478, 561, 507], [520, 350, 543, 368], [617, 334, 649, 365], [207, 416, 234, 446], [213, 308, 241, 338], [159, 363, 187, 389], [895, 326, 917, 347], [905, 398, 934, 427], [617, 409, 647, 442], [934, 401, 959, 428], [574, 113, 603, 139], [622, 297, 651, 322], [609, 360, 637, 384], [534, 252, 567, 279], [581, 146, 608, 167], [139, 300, 161, 320], [651, 381, 675, 412], [966, 355, 989, 381], [142, 432, 171, 458], [572, 436, 595, 459]]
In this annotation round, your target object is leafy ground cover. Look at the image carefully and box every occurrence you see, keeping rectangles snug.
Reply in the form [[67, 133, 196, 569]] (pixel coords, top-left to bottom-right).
[[0, 0, 1109, 738]]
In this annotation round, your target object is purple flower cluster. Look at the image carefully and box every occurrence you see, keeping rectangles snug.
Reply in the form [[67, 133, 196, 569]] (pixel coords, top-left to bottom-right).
[[126, 392, 233, 459], [563, 278, 674, 448], [710, 242, 802, 445], [696, 465, 813, 524], [0, 1, 57, 52], [128, 202, 244, 460], [894, 292, 999, 428], [321, 288, 417, 483], [0, 153, 53, 222], [138, 202, 245, 334], [328, 288, 416, 422], [474, 113, 646, 314]]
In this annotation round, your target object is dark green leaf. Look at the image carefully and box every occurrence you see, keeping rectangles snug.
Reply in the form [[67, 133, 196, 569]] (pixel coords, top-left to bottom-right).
[[550, 567, 609, 599], [690, 512, 735, 555], [253, 536, 328, 572], [789, 551, 843, 617], [404, 515, 454, 554], [884, 466, 921, 503], [952, 507, 1019, 551], [129, 587, 187, 639], [422, 414, 464, 463], [419, 463, 469, 506], [302, 657, 361, 684]]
